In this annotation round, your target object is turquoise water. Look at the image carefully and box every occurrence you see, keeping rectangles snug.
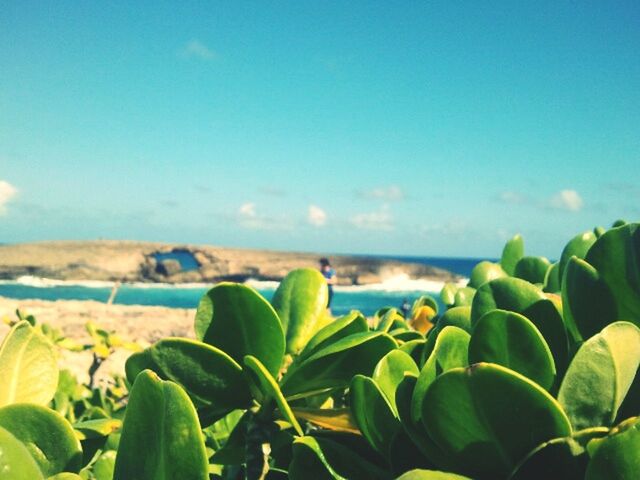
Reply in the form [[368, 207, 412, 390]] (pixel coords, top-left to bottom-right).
[[0, 256, 485, 317]]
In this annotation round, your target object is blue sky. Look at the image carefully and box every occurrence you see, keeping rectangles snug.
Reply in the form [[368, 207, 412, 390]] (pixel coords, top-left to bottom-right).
[[1, 1, 639, 258]]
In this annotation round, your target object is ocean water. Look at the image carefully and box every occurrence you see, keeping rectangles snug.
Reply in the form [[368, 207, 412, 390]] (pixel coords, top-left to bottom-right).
[[0, 256, 487, 317]]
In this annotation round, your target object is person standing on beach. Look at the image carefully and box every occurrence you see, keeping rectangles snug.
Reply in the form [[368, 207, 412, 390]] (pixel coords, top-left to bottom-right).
[[319, 258, 337, 310]]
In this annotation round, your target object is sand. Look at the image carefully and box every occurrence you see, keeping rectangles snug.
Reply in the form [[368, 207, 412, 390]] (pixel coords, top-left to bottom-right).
[[0, 296, 197, 386]]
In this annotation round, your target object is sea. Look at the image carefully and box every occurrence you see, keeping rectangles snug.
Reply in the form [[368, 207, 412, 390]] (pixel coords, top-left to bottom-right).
[[0, 256, 492, 317]]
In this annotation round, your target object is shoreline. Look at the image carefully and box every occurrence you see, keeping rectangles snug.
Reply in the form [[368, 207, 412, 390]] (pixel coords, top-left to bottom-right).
[[0, 296, 196, 386]]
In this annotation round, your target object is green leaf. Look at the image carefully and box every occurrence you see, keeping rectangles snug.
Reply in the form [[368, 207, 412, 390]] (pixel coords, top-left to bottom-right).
[[543, 262, 561, 293], [0, 426, 44, 479], [411, 326, 470, 425], [558, 230, 598, 282], [514, 256, 551, 285], [468, 261, 507, 289], [501, 233, 524, 276], [562, 257, 617, 343], [422, 363, 572, 479], [396, 469, 472, 479], [468, 310, 556, 391], [558, 322, 640, 430], [371, 350, 419, 414], [280, 332, 397, 398], [0, 321, 58, 407], [125, 338, 252, 418], [92, 451, 116, 480], [585, 416, 640, 479], [271, 268, 329, 355], [412, 295, 439, 316], [585, 223, 640, 324], [453, 287, 476, 307], [73, 418, 121, 440], [47, 473, 83, 480], [509, 427, 608, 480], [291, 407, 359, 434], [288, 435, 389, 480], [349, 374, 399, 456], [0, 403, 82, 476], [194, 283, 285, 377], [440, 283, 459, 307], [436, 306, 471, 333], [113, 370, 208, 480], [297, 311, 368, 362], [376, 308, 406, 333], [471, 277, 568, 375], [243, 355, 303, 436]]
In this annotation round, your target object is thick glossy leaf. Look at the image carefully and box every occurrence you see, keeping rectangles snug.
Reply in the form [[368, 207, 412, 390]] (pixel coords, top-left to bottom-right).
[[422, 363, 572, 480], [0, 321, 58, 407], [514, 256, 551, 285], [501, 233, 524, 276], [280, 332, 397, 398], [468, 261, 507, 289], [271, 268, 329, 355], [586, 223, 640, 324], [194, 283, 285, 377], [297, 311, 368, 362], [92, 451, 116, 480], [412, 295, 439, 316], [288, 435, 388, 480], [388, 429, 433, 475], [290, 407, 359, 434], [543, 262, 561, 293], [396, 375, 457, 471], [558, 230, 598, 281], [73, 418, 121, 440], [48, 474, 83, 480], [585, 416, 640, 479], [437, 306, 471, 333], [0, 403, 82, 476], [471, 277, 545, 326], [125, 338, 252, 416], [243, 355, 303, 436], [113, 370, 208, 480], [509, 427, 608, 480], [562, 257, 616, 343], [397, 470, 472, 479], [372, 350, 419, 414], [468, 310, 555, 390], [453, 287, 476, 307], [471, 277, 568, 374], [411, 327, 470, 425], [377, 308, 407, 333], [558, 322, 640, 430], [0, 426, 44, 479], [393, 330, 424, 342], [349, 374, 399, 456], [440, 283, 459, 307]]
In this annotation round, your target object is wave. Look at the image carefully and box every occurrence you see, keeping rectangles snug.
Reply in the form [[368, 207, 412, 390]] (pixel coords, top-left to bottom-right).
[[0, 274, 468, 294], [247, 274, 467, 294]]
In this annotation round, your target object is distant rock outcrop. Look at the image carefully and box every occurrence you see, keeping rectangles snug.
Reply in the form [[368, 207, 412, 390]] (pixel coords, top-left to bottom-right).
[[0, 240, 461, 285]]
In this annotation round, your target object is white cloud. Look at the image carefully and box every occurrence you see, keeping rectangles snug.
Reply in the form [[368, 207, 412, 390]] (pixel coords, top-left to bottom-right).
[[549, 189, 584, 212], [499, 191, 527, 204], [350, 204, 394, 231], [239, 202, 256, 218], [308, 205, 327, 227], [237, 202, 293, 230], [181, 39, 216, 60], [360, 185, 404, 201], [0, 180, 17, 215]]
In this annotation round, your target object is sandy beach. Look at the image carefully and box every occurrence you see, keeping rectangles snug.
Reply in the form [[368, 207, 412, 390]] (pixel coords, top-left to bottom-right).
[[0, 296, 197, 386]]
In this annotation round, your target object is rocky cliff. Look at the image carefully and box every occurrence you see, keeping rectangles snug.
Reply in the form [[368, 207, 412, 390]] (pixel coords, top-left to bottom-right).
[[0, 240, 460, 285]]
